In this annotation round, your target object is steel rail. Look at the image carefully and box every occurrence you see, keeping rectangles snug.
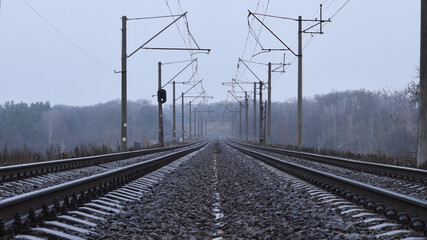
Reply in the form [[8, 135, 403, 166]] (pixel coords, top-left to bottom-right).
[[0, 142, 199, 183], [225, 140, 427, 225], [0, 140, 210, 226], [230, 140, 427, 184]]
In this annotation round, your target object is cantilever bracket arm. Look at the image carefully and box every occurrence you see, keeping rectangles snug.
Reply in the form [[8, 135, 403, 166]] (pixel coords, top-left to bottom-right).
[[228, 90, 245, 108], [185, 91, 205, 107], [232, 78, 253, 101], [232, 78, 255, 84], [248, 10, 297, 56], [128, 12, 188, 58], [142, 47, 211, 53], [186, 93, 214, 108], [175, 80, 201, 101], [162, 58, 198, 88], [238, 58, 263, 83], [175, 79, 204, 101], [184, 79, 203, 95], [195, 97, 213, 107], [302, 20, 331, 33]]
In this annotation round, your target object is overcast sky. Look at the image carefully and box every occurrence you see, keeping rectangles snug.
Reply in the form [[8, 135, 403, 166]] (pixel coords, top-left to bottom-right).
[[0, 0, 420, 106]]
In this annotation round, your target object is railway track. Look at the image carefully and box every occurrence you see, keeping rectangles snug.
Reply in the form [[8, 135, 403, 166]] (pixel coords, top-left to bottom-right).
[[0, 144, 197, 201], [2, 137, 426, 239], [0, 140, 209, 238], [0, 142, 196, 184], [229, 140, 427, 202], [92, 138, 426, 239], [230, 140, 427, 184], [0, 142, 197, 201], [226, 139, 427, 237]]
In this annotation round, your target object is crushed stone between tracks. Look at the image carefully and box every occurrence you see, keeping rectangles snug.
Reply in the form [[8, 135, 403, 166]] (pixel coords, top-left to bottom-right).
[[95, 140, 374, 239]]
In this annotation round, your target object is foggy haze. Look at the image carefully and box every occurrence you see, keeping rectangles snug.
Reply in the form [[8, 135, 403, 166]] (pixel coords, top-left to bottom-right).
[[0, 0, 420, 106]]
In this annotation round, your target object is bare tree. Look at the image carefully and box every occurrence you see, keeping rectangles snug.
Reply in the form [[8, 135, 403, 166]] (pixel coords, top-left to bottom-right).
[[41, 110, 62, 145], [406, 66, 420, 106]]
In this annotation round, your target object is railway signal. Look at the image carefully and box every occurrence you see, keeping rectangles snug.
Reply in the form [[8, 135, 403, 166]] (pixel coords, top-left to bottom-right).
[[157, 89, 167, 104]]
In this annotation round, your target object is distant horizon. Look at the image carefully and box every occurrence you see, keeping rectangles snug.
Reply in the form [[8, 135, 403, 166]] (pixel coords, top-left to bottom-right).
[[0, 88, 418, 161], [0, 84, 415, 108]]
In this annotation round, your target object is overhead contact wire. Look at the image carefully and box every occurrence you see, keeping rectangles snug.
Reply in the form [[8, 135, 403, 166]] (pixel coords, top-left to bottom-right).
[[21, 0, 114, 72]]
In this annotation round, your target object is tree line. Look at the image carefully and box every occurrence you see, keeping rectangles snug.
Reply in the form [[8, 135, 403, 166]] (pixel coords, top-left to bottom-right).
[[269, 89, 417, 158], [0, 87, 419, 165]]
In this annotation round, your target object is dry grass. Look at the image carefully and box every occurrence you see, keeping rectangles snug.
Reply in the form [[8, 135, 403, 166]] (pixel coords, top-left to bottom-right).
[[268, 143, 417, 168], [0, 143, 116, 166]]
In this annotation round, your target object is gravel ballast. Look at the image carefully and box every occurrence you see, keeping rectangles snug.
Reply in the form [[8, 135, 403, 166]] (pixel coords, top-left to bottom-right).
[[96, 140, 375, 239], [255, 149, 427, 201], [0, 150, 178, 200]]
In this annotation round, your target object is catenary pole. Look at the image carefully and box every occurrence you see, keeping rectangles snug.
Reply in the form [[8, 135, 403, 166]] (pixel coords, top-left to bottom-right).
[[232, 114, 235, 138], [198, 112, 201, 138], [189, 101, 192, 140], [181, 92, 184, 141], [239, 104, 242, 139], [248, 8, 330, 148], [254, 82, 257, 143], [297, 16, 302, 149], [121, 16, 128, 151], [297, 16, 303, 149], [173, 81, 176, 142], [245, 91, 249, 141], [194, 107, 197, 138], [264, 100, 267, 145], [158, 62, 164, 147], [201, 115, 204, 137], [259, 81, 264, 144], [418, 1, 427, 168], [267, 62, 272, 145]]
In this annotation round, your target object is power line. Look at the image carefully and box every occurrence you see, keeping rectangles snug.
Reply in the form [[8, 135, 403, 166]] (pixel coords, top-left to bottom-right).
[[23, 0, 146, 100], [272, 0, 351, 86], [237, 0, 270, 81], [310, 0, 329, 19], [164, 0, 206, 97], [330, 0, 351, 19], [164, 0, 192, 53], [240, 0, 262, 60], [164, 1, 208, 91], [295, 0, 351, 53], [233, 0, 352, 104], [236, 0, 263, 79], [324, 0, 339, 13], [177, 0, 194, 51], [21, 0, 114, 72]]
